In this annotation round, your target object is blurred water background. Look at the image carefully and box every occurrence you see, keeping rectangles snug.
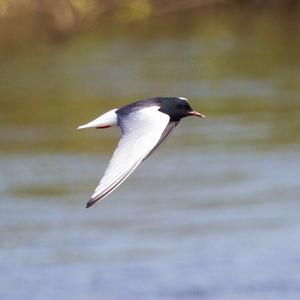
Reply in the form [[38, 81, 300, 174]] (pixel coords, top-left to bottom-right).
[[1, 1, 300, 299]]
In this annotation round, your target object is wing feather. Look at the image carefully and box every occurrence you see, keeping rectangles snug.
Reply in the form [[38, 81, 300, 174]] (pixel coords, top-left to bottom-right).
[[144, 121, 178, 160], [86, 106, 170, 207]]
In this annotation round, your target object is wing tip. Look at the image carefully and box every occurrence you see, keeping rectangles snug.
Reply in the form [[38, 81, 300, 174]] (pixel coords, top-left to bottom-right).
[[86, 198, 97, 208]]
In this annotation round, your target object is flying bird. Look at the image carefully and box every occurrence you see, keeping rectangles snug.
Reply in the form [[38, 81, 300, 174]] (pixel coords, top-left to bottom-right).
[[78, 97, 205, 208]]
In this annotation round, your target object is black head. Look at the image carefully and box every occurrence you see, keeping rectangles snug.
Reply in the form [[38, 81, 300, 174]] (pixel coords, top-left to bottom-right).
[[157, 97, 205, 122]]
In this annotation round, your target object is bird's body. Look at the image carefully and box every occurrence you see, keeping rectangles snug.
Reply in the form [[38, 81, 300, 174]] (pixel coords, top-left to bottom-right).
[[78, 97, 205, 208]]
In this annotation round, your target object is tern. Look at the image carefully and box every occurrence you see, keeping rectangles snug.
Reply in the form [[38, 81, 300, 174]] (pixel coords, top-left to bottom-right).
[[78, 97, 205, 208]]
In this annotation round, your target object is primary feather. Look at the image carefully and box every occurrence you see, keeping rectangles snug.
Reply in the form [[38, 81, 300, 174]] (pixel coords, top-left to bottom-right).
[[86, 106, 170, 207]]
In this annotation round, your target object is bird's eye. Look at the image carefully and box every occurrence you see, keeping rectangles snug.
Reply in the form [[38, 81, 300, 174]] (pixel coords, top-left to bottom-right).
[[177, 103, 189, 110], [177, 103, 186, 109]]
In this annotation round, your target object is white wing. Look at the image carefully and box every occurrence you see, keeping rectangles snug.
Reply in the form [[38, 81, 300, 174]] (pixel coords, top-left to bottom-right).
[[144, 121, 178, 160], [86, 106, 170, 207]]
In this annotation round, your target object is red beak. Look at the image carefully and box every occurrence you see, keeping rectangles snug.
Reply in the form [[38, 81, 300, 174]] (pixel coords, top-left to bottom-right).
[[188, 111, 205, 118]]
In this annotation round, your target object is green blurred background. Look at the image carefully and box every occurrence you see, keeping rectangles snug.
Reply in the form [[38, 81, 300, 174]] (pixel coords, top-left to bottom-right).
[[1, 1, 300, 299], [1, 0, 299, 154]]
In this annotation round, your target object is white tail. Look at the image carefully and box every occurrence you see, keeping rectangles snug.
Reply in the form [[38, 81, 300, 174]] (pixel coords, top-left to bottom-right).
[[77, 109, 118, 129]]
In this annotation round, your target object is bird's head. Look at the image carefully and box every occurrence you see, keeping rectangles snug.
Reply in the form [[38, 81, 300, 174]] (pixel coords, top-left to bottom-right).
[[158, 97, 205, 122]]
